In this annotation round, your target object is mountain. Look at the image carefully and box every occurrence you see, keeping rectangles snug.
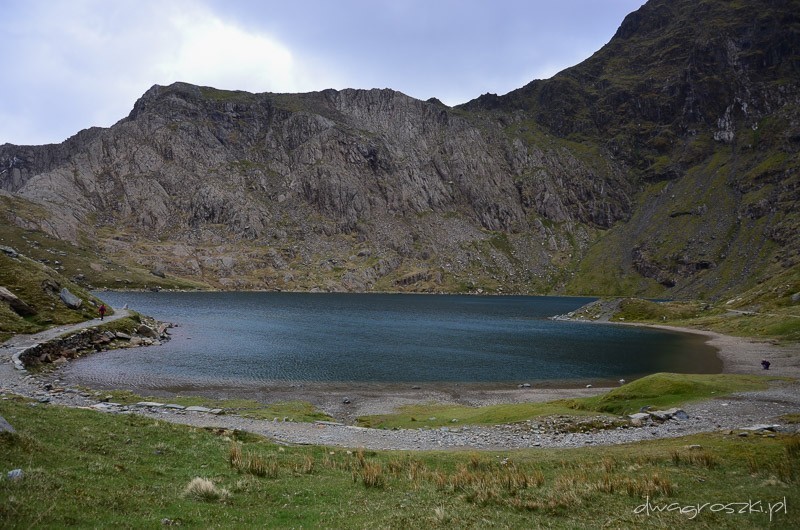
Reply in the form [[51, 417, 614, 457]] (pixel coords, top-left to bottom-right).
[[1, 0, 798, 301]]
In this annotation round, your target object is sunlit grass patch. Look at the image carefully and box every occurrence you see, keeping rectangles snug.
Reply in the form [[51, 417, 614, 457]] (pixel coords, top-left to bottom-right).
[[563, 372, 773, 415], [356, 401, 601, 429]]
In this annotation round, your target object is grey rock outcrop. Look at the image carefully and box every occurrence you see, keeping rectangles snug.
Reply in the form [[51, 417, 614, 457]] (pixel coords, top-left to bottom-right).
[[136, 324, 159, 339], [0, 414, 15, 434], [59, 288, 82, 309], [0, 245, 19, 258], [0, 286, 37, 316]]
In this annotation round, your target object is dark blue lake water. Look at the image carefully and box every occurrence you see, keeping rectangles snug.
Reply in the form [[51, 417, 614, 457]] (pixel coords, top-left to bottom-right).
[[64, 292, 720, 391]]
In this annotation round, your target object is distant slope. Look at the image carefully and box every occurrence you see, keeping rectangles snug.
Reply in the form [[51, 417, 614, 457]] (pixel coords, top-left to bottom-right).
[[463, 0, 800, 298]]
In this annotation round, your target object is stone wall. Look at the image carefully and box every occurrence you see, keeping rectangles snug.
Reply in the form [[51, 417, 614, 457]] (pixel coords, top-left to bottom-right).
[[18, 323, 168, 369]]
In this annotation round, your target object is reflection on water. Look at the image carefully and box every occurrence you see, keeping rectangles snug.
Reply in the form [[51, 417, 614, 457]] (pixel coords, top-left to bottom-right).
[[62, 292, 721, 391]]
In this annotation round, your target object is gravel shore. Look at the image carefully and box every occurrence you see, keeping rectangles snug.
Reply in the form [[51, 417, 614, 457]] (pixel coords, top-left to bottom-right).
[[2, 315, 799, 451]]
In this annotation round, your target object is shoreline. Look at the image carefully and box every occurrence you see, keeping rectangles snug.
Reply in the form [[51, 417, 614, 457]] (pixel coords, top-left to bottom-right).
[[2, 312, 799, 450], [627, 322, 800, 378], [115, 320, 800, 423]]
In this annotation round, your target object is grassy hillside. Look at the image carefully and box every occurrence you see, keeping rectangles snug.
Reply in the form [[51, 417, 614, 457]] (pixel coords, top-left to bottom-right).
[[0, 252, 108, 341], [0, 194, 209, 293]]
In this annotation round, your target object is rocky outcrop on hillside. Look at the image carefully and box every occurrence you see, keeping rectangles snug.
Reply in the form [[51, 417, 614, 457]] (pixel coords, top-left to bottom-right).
[[1, 0, 798, 297], [465, 0, 800, 297]]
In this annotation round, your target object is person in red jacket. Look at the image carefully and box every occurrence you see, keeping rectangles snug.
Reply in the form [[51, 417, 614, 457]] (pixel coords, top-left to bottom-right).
[[99, 304, 107, 320]]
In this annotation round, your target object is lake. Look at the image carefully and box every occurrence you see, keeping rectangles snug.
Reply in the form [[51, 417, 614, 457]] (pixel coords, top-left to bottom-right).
[[62, 292, 720, 392]]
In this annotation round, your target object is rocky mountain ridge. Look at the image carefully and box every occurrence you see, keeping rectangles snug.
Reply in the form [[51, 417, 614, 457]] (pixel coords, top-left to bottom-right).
[[1, 0, 798, 300]]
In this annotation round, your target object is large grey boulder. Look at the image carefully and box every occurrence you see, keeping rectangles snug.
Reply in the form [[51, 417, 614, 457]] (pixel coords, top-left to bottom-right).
[[136, 324, 160, 339], [0, 286, 37, 316], [59, 288, 82, 309]]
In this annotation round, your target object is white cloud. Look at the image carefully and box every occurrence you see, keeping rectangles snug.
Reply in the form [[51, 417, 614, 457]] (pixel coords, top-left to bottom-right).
[[152, 8, 319, 94], [0, 0, 645, 145], [0, 0, 337, 145]]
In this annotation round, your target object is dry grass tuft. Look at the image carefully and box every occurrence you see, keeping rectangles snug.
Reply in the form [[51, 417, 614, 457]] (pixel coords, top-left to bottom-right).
[[450, 465, 477, 492], [468, 452, 490, 471], [229, 444, 279, 478], [360, 461, 385, 488], [671, 448, 716, 468], [431, 470, 448, 491], [183, 477, 230, 503], [746, 455, 763, 475], [624, 472, 673, 497], [295, 455, 315, 475], [785, 437, 800, 459], [229, 442, 243, 468], [774, 457, 796, 483]]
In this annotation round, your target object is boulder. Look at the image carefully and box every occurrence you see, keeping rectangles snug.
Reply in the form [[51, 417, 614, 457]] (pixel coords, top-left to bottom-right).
[[672, 409, 689, 420], [0, 286, 37, 316], [0, 245, 18, 258], [740, 424, 780, 432], [627, 412, 651, 426], [59, 288, 82, 309], [41, 279, 60, 295], [647, 408, 688, 421], [791, 292, 800, 304], [0, 414, 15, 434], [135, 402, 165, 408], [136, 324, 159, 339]]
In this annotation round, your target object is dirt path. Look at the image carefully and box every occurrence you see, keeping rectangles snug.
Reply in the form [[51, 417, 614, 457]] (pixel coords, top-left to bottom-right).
[[0, 308, 130, 399], [2, 309, 131, 350]]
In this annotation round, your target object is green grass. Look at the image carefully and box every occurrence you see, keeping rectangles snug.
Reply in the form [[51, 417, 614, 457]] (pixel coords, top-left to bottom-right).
[[357, 373, 775, 428], [690, 311, 800, 343], [564, 373, 774, 416], [356, 402, 605, 429], [1, 396, 798, 528], [95, 390, 332, 422], [612, 298, 714, 322]]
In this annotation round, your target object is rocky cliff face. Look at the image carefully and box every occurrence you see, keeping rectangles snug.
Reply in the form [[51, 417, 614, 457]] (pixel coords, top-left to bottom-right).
[[1, 0, 798, 298], [0, 82, 628, 292]]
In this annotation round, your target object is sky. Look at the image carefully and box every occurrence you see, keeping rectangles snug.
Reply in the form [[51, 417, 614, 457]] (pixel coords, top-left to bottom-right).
[[0, 0, 646, 146]]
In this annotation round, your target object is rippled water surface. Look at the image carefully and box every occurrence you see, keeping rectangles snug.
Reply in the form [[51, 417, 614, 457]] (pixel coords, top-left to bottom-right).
[[63, 292, 720, 390]]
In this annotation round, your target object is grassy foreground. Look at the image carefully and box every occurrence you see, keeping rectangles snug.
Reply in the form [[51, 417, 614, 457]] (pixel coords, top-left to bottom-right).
[[1, 393, 799, 528]]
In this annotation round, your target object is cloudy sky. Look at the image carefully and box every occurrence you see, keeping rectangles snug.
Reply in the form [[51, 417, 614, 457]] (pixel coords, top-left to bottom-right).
[[1, 0, 645, 146]]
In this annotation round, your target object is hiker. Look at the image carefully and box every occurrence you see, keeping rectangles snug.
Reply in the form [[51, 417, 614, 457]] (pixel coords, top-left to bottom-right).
[[761, 359, 770, 370], [99, 304, 107, 320]]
